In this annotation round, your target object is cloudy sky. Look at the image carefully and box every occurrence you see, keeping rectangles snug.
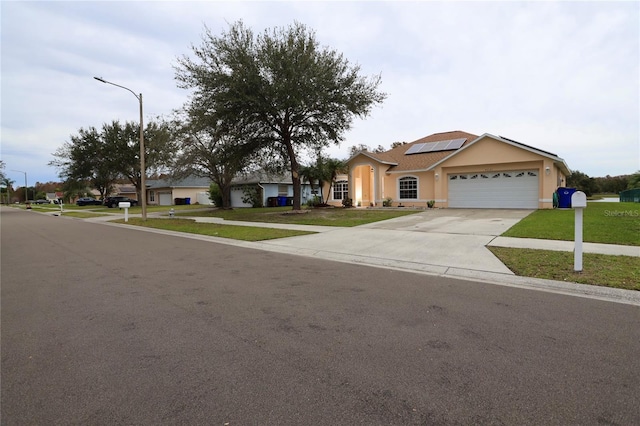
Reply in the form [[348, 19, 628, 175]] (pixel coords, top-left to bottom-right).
[[2, 1, 638, 187]]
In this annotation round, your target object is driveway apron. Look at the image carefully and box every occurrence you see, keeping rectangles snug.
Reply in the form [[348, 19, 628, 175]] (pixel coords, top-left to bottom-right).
[[260, 209, 534, 276]]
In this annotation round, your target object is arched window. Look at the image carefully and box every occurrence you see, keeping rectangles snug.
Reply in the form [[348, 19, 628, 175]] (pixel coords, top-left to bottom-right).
[[398, 176, 418, 199], [333, 180, 348, 200]]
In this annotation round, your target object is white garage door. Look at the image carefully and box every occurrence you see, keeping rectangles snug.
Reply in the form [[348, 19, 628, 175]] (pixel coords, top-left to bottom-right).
[[448, 170, 539, 208], [159, 192, 172, 206]]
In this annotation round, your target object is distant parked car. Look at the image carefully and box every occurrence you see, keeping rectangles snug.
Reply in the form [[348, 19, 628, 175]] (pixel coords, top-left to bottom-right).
[[76, 197, 102, 206], [103, 196, 138, 208], [33, 199, 51, 205]]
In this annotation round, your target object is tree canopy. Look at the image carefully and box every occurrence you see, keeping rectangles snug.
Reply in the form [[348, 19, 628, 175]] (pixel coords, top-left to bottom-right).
[[50, 120, 174, 200], [175, 20, 386, 209], [626, 171, 640, 190], [168, 111, 258, 209], [347, 143, 386, 157]]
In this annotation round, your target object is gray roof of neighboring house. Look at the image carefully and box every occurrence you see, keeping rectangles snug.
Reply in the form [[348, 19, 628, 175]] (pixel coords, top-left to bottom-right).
[[146, 172, 303, 188], [231, 171, 294, 185], [146, 176, 212, 189]]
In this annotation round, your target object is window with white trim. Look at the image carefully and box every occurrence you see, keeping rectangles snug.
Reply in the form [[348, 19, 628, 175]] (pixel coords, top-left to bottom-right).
[[399, 176, 418, 199], [333, 180, 348, 200], [149, 191, 155, 202]]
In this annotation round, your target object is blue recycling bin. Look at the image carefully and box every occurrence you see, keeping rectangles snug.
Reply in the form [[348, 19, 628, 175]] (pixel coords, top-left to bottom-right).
[[556, 187, 576, 208], [185, 197, 191, 205], [277, 196, 287, 206]]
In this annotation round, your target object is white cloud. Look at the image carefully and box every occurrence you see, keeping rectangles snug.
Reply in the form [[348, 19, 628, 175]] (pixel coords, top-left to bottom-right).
[[1, 1, 638, 186]]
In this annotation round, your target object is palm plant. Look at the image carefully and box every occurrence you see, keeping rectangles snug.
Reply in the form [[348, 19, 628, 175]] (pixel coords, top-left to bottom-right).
[[321, 158, 348, 204]]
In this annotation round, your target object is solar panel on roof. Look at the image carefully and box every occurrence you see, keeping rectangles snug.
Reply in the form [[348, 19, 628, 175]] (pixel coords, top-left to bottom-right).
[[404, 143, 426, 155], [445, 138, 465, 150], [432, 141, 450, 151], [419, 143, 435, 153], [404, 138, 467, 155]]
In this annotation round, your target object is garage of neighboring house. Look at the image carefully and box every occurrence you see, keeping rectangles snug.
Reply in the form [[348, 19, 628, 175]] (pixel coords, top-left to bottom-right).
[[158, 192, 173, 206], [448, 170, 539, 209]]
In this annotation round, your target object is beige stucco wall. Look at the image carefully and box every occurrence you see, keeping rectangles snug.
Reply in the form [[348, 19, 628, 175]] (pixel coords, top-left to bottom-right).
[[381, 171, 435, 207]]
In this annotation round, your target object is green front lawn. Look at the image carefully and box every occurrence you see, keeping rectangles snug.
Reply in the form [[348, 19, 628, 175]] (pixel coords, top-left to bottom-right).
[[59, 211, 111, 219], [503, 202, 640, 246], [489, 247, 639, 291], [116, 218, 315, 241], [177, 206, 419, 227]]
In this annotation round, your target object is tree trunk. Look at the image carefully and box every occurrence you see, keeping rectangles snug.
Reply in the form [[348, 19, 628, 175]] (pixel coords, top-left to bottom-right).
[[221, 184, 232, 209], [292, 169, 301, 210], [283, 131, 302, 210]]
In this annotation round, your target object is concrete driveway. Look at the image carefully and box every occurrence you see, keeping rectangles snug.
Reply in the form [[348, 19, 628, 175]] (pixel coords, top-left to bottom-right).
[[259, 209, 533, 276], [360, 208, 531, 235]]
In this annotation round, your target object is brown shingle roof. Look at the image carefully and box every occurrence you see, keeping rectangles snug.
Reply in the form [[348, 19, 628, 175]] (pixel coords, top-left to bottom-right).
[[357, 130, 480, 173]]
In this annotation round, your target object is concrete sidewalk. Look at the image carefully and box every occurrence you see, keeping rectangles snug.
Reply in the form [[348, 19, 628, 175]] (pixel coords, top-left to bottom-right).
[[489, 236, 639, 257]]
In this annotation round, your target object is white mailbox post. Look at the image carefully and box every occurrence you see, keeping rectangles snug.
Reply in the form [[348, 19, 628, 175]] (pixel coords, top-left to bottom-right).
[[119, 201, 131, 222], [571, 191, 587, 272]]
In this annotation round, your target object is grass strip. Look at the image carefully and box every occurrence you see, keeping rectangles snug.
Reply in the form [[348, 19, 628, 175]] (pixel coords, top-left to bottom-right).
[[503, 202, 640, 246], [177, 206, 419, 227], [489, 246, 640, 291], [115, 218, 316, 241], [58, 211, 111, 219]]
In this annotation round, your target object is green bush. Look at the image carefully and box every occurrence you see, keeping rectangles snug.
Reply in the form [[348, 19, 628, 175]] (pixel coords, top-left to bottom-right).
[[208, 183, 223, 207], [306, 195, 322, 207], [241, 185, 263, 208]]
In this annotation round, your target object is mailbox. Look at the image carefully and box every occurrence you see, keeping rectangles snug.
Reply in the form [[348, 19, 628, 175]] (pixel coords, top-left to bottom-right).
[[571, 191, 587, 208], [118, 202, 131, 208], [571, 190, 587, 272]]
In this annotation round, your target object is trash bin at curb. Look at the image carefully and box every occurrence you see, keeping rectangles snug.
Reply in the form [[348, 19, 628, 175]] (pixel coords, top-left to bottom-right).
[[267, 197, 278, 207], [556, 187, 576, 209]]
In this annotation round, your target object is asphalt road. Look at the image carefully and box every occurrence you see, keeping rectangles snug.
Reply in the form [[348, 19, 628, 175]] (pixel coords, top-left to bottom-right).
[[2, 207, 639, 425]]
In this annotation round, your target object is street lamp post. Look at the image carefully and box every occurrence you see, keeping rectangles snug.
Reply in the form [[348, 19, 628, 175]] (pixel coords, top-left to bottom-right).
[[94, 77, 147, 220], [10, 170, 27, 203]]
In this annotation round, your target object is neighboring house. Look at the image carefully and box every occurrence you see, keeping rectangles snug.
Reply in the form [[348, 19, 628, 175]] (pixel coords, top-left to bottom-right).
[[230, 171, 313, 208], [146, 176, 213, 206], [46, 192, 63, 203], [329, 130, 571, 209], [111, 184, 139, 200]]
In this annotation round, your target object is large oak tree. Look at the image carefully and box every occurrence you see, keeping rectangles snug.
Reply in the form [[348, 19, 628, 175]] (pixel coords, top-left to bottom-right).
[[175, 21, 386, 210]]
